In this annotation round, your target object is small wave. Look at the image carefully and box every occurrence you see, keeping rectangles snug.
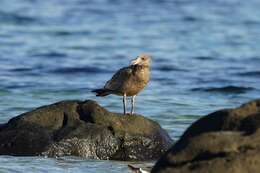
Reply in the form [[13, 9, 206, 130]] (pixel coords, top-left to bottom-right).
[[5, 83, 37, 89], [50, 31, 72, 36], [191, 86, 254, 94], [194, 56, 214, 60], [156, 65, 188, 72], [0, 11, 37, 25], [50, 66, 111, 74], [47, 30, 91, 37], [67, 46, 91, 51], [8, 67, 41, 76], [243, 19, 260, 26], [237, 71, 260, 77], [183, 16, 197, 22], [9, 68, 33, 72], [31, 52, 67, 58]]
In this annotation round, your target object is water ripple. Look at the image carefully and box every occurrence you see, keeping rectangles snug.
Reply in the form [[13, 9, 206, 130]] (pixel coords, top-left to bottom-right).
[[50, 66, 111, 74], [30, 52, 67, 58], [0, 11, 38, 25], [191, 86, 255, 94], [155, 65, 189, 72], [236, 71, 260, 78]]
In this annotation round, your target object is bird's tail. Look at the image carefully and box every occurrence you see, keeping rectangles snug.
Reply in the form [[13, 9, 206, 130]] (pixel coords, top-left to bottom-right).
[[91, 88, 111, 96]]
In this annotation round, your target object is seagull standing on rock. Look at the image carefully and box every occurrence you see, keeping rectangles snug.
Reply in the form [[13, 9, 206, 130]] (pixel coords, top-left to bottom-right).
[[92, 53, 151, 115]]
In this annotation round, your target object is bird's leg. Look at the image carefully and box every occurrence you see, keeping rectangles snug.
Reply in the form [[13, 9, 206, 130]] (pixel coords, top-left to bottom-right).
[[130, 95, 136, 115], [123, 93, 127, 115]]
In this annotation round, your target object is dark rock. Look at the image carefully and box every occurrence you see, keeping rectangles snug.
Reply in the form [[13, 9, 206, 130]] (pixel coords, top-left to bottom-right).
[[152, 99, 260, 173], [0, 100, 172, 161]]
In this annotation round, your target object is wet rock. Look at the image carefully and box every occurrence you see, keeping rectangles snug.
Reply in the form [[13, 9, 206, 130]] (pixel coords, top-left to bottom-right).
[[0, 100, 172, 161], [152, 99, 260, 173]]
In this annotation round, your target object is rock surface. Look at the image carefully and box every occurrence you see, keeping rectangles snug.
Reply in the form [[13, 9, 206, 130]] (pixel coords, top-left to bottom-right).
[[152, 99, 260, 173], [0, 100, 172, 161]]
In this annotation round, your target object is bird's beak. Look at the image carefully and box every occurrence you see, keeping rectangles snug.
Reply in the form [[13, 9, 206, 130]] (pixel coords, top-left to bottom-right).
[[131, 57, 140, 65]]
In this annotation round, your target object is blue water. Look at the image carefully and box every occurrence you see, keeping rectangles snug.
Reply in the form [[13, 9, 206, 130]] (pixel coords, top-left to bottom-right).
[[0, 0, 260, 172]]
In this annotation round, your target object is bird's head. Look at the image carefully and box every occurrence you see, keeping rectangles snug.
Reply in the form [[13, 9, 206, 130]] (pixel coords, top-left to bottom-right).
[[130, 53, 151, 67]]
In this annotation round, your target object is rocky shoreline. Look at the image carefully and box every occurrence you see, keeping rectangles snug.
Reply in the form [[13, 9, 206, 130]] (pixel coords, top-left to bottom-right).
[[0, 100, 172, 161], [152, 99, 260, 173], [1, 98, 260, 173]]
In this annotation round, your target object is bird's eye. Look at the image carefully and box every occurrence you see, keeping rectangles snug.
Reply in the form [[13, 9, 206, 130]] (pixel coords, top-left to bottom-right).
[[141, 57, 145, 60]]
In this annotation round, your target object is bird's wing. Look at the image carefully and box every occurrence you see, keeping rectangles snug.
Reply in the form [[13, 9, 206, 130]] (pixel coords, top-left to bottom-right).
[[104, 66, 132, 90]]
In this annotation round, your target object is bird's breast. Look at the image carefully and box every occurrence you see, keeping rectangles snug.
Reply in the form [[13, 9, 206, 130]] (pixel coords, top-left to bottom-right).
[[123, 68, 150, 96]]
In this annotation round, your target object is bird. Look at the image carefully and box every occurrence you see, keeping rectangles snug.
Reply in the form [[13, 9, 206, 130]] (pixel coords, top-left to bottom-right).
[[92, 53, 151, 115], [127, 164, 151, 173]]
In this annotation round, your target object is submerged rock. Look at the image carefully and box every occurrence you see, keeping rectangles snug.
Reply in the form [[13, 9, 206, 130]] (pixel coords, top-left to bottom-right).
[[152, 99, 260, 173], [0, 100, 172, 161]]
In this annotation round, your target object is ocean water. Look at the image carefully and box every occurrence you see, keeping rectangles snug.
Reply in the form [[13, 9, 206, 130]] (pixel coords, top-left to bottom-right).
[[0, 0, 260, 172]]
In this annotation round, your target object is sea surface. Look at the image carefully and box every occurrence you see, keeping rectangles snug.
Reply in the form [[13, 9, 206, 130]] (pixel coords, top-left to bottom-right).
[[0, 0, 260, 172]]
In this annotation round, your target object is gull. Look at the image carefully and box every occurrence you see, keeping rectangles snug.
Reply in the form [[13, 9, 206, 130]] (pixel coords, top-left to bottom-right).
[[92, 53, 151, 115]]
